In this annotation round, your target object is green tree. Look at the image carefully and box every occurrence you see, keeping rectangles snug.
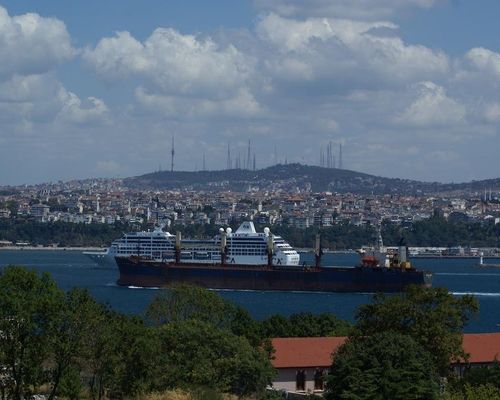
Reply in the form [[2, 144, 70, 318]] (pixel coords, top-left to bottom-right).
[[146, 284, 235, 327], [80, 306, 118, 400], [354, 285, 478, 375], [153, 319, 275, 396], [47, 288, 105, 400], [145, 284, 262, 344], [106, 315, 158, 398], [442, 384, 500, 400], [261, 312, 352, 338], [0, 266, 64, 400], [261, 314, 292, 338], [325, 332, 439, 400], [463, 362, 500, 388]]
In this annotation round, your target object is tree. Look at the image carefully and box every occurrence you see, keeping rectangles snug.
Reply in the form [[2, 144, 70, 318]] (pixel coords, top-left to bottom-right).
[[145, 284, 262, 344], [0, 266, 64, 400], [442, 384, 500, 400], [325, 332, 440, 400], [81, 308, 120, 400], [462, 362, 500, 388], [106, 316, 158, 398], [152, 319, 275, 396], [260, 312, 352, 339], [354, 285, 478, 375], [146, 284, 235, 327], [47, 288, 105, 400]]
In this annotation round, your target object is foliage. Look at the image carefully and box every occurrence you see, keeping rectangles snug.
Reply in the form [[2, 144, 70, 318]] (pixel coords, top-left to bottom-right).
[[0, 219, 131, 246], [382, 216, 500, 247], [461, 362, 500, 388], [47, 288, 106, 400], [0, 268, 277, 399], [441, 384, 500, 400], [153, 319, 275, 396], [354, 285, 478, 375], [261, 312, 352, 338], [324, 332, 440, 400], [146, 284, 237, 327], [0, 266, 64, 400], [145, 284, 262, 345]]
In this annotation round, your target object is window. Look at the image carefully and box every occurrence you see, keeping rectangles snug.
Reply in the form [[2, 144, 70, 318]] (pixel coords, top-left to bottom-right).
[[314, 368, 324, 391], [296, 369, 306, 391]]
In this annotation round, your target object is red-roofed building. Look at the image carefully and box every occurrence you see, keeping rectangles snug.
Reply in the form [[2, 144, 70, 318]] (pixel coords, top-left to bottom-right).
[[270, 337, 346, 394], [270, 333, 500, 395]]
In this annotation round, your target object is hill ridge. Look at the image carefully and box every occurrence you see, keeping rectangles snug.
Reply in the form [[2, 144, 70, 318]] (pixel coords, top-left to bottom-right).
[[123, 163, 500, 195]]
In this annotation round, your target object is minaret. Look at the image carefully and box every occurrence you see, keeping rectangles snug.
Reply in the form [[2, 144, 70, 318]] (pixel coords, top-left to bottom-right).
[[171, 135, 175, 172]]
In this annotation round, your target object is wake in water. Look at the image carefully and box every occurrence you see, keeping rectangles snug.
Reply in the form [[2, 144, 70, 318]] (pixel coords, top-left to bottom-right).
[[127, 285, 161, 290], [436, 272, 500, 276], [452, 292, 500, 297]]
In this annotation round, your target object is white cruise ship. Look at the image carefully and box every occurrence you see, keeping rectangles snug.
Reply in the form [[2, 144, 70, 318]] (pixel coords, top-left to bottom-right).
[[83, 221, 300, 267]]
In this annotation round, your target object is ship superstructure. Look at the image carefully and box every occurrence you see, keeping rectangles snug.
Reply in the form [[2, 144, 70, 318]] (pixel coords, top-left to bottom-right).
[[84, 221, 300, 267]]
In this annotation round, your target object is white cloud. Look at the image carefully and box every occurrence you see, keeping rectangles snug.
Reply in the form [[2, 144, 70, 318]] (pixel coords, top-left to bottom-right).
[[84, 28, 255, 100], [134, 87, 262, 119], [252, 0, 445, 20], [0, 6, 74, 79], [0, 74, 108, 127], [57, 93, 109, 125], [465, 47, 500, 77], [256, 14, 449, 87], [396, 81, 466, 127]]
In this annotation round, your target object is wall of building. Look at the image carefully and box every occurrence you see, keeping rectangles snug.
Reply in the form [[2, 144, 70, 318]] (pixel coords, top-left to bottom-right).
[[273, 367, 326, 393]]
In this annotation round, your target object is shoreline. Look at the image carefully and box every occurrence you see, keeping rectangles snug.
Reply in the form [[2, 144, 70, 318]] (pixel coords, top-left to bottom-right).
[[0, 246, 105, 251]]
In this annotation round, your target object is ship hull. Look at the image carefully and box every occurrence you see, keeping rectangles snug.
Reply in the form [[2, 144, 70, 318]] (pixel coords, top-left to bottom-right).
[[115, 257, 432, 293]]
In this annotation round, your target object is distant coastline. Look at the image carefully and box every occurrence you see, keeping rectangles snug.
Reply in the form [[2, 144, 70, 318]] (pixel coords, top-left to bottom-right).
[[0, 246, 105, 251]]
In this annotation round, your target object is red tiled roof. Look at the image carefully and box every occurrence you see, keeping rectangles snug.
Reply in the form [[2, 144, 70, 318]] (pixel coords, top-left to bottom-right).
[[462, 333, 500, 363], [271, 337, 347, 368], [271, 333, 500, 369]]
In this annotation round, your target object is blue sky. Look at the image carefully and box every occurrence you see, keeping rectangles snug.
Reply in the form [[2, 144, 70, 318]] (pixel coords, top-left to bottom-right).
[[1, 0, 500, 184]]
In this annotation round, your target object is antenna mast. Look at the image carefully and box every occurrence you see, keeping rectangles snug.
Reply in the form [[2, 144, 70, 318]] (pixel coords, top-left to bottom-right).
[[339, 142, 343, 170], [171, 135, 175, 172]]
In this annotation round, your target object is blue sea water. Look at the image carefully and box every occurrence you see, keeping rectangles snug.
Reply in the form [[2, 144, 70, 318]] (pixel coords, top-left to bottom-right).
[[0, 250, 499, 333]]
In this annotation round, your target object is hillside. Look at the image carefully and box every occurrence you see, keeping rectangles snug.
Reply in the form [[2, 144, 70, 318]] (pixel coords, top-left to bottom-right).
[[123, 163, 500, 195]]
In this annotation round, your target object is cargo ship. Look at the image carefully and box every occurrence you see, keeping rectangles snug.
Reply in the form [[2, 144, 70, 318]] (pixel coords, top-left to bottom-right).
[[115, 222, 431, 293]]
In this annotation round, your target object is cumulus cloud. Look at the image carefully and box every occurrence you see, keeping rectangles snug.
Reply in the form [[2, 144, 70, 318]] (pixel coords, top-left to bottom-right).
[[465, 47, 500, 77], [252, 0, 445, 20], [134, 87, 261, 119], [396, 81, 466, 127], [0, 6, 74, 79], [0, 74, 108, 127], [256, 14, 449, 88], [84, 28, 255, 100]]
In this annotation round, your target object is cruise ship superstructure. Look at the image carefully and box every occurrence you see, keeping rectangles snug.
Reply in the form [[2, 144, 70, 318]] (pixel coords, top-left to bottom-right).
[[84, 221, 300, 267]]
